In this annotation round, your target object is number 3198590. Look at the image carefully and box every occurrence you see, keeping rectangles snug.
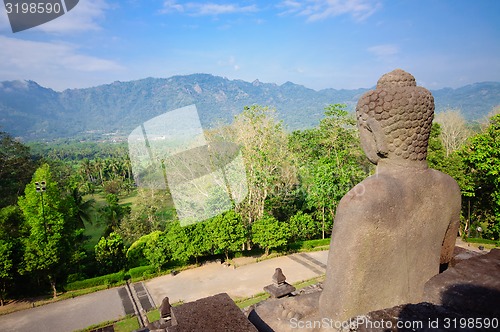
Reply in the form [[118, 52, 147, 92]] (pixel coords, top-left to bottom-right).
[[5, 2, 62, 14]]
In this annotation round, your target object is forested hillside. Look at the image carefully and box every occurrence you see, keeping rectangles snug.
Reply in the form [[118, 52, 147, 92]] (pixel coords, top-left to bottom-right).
[[1, 75, 498, 141]]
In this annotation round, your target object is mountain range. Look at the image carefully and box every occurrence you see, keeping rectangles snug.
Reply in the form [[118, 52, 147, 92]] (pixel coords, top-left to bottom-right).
[[0, 74, 499, 141]]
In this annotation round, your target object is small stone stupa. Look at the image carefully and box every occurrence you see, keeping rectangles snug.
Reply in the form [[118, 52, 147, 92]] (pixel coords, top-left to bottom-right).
[[264, 268, 296, 298]]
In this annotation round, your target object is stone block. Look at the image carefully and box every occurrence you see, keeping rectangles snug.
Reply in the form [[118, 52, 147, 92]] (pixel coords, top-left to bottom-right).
[[167, 293, 258, 332]]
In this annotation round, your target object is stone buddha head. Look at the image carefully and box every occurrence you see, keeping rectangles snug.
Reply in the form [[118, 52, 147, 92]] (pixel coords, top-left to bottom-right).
[[356, 69, 435, 165]]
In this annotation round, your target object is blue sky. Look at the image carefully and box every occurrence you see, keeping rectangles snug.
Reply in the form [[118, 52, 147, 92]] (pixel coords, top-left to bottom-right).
[[0, 0, 498, 91]]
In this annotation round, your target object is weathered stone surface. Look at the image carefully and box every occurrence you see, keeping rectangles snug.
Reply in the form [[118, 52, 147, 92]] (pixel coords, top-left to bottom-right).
[[249, 292, 322, 332], [272, 268, 287, 285], [351, 302, 464, 332], [450, 245, 484, 267], [264, 283, 296, 299], [159, 297, 171, 320], [142, 296, 172, 331], [318, 69, 462, 322], [423, 248, 500, 317], [345, 248, 500, 331], [167, 293, 258, 332]]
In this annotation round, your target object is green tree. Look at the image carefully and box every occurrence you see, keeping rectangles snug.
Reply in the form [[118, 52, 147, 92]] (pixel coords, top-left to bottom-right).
[[229, 106, 298, 228], [94, 232, 126, 274], [18, 164, 76, 298], [143, 231, 170, 273], [185, 222, 213, 264], [288, 211, 320, 242], [0, 240, 13, 306], [69, 186, 95, 229], [208, 211, 246, 261], [118, 211, 155, 245], [165, 221, 191, 263], [427, 122, 475, 236], [0, 206, 25, 304], [460, 114, 500, 239], [0, 131, 38, 208], [100, 194, 130, 235], [0, 205, 25, 240], [290, 104, 366, 238], [126, 232, 157, 268], [252, 215, 291, 255], [117, 188, 171, 244], [427, 123, 446, 170]]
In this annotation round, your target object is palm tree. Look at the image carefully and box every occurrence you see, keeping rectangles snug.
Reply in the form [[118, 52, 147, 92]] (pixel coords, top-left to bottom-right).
[[70, 187, 95, 229], [94, 158, 105, 186]]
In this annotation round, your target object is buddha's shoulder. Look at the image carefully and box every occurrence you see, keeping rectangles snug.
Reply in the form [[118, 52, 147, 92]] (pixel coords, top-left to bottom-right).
[[339, 168, 460, 208]]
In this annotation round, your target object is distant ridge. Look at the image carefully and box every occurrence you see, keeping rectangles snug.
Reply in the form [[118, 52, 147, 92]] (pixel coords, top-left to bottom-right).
[[0, 74, 498, 141]]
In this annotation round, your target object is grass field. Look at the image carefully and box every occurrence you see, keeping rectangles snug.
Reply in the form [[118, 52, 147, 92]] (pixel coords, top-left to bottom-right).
[[82, 189, 140, 250], [82, 194, 108, 251]]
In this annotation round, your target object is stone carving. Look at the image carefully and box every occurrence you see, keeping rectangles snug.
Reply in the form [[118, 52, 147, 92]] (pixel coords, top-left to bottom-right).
[[273, 268, 287, 285], [160, 297, 172, 321], [249, 69, 461, 330], [318, 69, 461, 322], [263, 268, 296, 298], [355, 69, 434, 163], [139, 297, 172, 331]]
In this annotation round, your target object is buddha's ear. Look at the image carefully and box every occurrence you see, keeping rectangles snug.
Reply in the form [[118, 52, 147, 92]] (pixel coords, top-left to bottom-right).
[[366, 118, 388, 158]]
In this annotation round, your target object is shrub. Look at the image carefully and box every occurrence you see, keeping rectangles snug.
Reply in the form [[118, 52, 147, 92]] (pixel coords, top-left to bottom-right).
[[144, 231, 170, 273], [66, 271, 127, 291], [128, 265, 155, 279], [95, 232, 126, 274], [288, 238, 330, 251], [66, 273, 86, 283], [127, 231, 161, 267], [252, 215, 291, 255], [288, 211, 321, 241]]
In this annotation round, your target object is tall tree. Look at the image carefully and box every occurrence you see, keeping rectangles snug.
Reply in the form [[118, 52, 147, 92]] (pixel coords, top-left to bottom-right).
[[427, 122, 474, 236], [165, 221, 191, 263], [289, 104, 366, 238], [69, 186, 95, 229], [0, 132, 38, 208], [229, 106, 298, 227], [0, 240, 13, 306], [288, 211, 320, 242], [426, 123, 446, 169], [0, 206, 25, 304], [435, 109, 471, 156], [100, 194, 130, 235], [460, 114, 500, 239], [117, 188, 172, 244], [18, 164, 75, 298], [185, 222, 213, 264]]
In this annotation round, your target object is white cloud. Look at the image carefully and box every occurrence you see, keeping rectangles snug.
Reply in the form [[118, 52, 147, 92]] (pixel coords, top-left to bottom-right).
[[278, 0, 381, 22], [0, 0, 110, 34], [161, 1, 258, 16], [0, 36, 123, 89], [0, 4, 13, 32], [162, 0, 185, 13]]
